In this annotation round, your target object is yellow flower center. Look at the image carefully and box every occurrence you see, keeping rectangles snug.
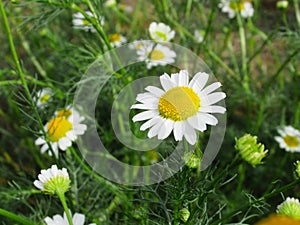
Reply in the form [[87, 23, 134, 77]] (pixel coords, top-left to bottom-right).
[[158, 86, 200, 121], [150, 50, 165, 61], [40, 94, 50, 103], [82, 19, 91, 25], [284, 135, 299, 148], [229, 1, 245, 11], [109, 33, 121, 43], [47, 117, 72, 142], [57, 109, 72, 118], [154, 31, 167, 41]]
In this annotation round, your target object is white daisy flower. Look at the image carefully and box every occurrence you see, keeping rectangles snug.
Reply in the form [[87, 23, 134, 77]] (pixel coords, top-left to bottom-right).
[[149, 22, 175, 42], [45, 210, 96, 225], [275, 126, 300, 152], [104, 0, 117, 8], [129, 40, 149, 50], [35, 106, 87, 158], [118, 3, 133, 13], [131, 70, 226, 145], [33, 165, 70, 195], [194, 30, 205, 43], [218, 0, 254, 19], [34, 88, 53, 108], [277, 197, 300, 220], [108, 33, 127, 47], [136, 43, 176, 69], [72, 11, 104, 33]]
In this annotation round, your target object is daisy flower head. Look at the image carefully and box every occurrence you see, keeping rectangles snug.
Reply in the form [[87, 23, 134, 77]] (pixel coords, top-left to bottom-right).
[[45, 210, 96, 225], [136, 42, 176, 69], [129, 40, 148, 50], [72, 11, 104, 33], [255, 214, 300, 225], [194, 29, 205, 43], [118, 3, 133, 13], [33, 165, 70, 195], [35, 106, 87, 158], [131, 70, 226, 145], [104, 0, 117, 8], [34, 88, 53, 108], [277, 197, 300, 220], [108, 33, 127, 47], [218, 0, 254, 19], [149, 22, 175, 42], [275, 126, 300, 152]]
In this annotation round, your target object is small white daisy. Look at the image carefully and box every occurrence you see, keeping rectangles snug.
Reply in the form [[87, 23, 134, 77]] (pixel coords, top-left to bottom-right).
[[131, 70, 226, 145], [194, 30, 205, 43], [33, 165, 70, 195], [34, 88, 53, 108], [72, 11, 104, 33], [104, 0, 117, 8], [277, 197, 300, 220], [45, 210, 96, 225], [118, 3, 133, 13], [129, 40, 148, 50], [275, 126, 300, 152], [218, 0, 254, 18], [35, 106, 87, 158], [149, 22, 175, 42], [108, 33, 127, 47], [136, 43, 176, 69]]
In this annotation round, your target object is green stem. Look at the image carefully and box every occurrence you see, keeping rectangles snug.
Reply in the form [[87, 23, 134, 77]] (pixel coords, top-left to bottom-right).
[[294, 0, 300, 28], [0, 208, 35, 225], [57, 192, 74, 225], [0, 0, 58, 162]]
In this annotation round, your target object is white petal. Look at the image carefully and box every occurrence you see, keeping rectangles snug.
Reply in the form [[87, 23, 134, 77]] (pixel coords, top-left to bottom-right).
[[198, 113, 218, 125], [35, 137, 46, 145], [145, 86, 165, 98], [199, 105, 226, 114], [73, 124, 87, 135], [148, 121, 164, 138], [160, 73, 176, 91], [204, 92, 226, 105], [41, 144, 49, 153], [187, 115, 207, 131], [173, 121, 184, 141], [131, 103, 157, 110], [33, 180, 44, 190], [158, 119, 174, 139], [66, 131, 77, 141], [189, 72, 209, 93], [183, 122, 197, 145], [178, 70, 189, 86], [140, 116, 162, 131], [201, 82, 222, 95], [58, 137, 72, 151], [72, 213, 85, 225], [132, 111, 158, 122]]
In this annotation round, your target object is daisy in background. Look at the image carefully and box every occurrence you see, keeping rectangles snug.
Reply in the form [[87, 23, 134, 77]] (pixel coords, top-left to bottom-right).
[[118, 3, 133, 13], [104, 0, 117, 8], [33, 165, 70, 195], [275, 126, 300, 152], [45, 210, 96, 225], [218, 0, 254, 18], [194, 29, 205, 43], [131, 70, 226, 145], [129, 40, 148, 50], [108, 33, 127, 47], [277, 197, 300, 220], [34, 88, 53, 108], [35, 106, 87, 158], [72, 11, 104, 33], [136, 42, 176, 69], [149, 22, 175, 42]]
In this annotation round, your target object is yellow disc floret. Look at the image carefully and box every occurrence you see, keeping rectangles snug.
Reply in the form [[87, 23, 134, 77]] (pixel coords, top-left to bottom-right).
[[284, 135, 299, 148], [229, 1, 245, 11], [109, 33, 121, 43], [150, 50, 165, 61], [47, 117, 72, 142], [158, 86, 200, 121]]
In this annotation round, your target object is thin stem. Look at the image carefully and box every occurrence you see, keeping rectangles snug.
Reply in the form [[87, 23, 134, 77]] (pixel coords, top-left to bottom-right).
[[0, 0, 58, 162], [0, 208, 35, 225], [294, 0, 300, 28], [57, 192, 74, 225]]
